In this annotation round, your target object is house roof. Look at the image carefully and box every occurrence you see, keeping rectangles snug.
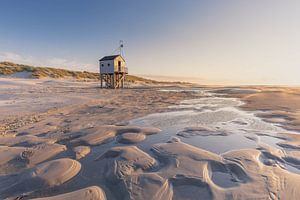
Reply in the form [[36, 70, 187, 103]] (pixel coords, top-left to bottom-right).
[[99, 55, 124, 61]]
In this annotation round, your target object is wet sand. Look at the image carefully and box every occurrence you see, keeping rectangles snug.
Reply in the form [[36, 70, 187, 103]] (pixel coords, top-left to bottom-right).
[[1, 79, 300, 199]]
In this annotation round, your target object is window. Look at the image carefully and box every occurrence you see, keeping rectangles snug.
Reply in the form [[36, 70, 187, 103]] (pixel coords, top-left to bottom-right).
[[101, 64, 104, 67], [118, 61, 121, 67], [108, 63, 110, 66]]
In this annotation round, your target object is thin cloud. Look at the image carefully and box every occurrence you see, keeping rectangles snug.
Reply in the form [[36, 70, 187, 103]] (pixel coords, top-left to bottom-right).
[[0, 52, 36, 65], [0, 51, 95, 72]]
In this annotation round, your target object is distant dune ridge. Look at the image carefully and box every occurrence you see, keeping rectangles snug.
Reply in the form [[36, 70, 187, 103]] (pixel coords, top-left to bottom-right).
[[0, 61, 99, 79], [0, 61, 188, 85]]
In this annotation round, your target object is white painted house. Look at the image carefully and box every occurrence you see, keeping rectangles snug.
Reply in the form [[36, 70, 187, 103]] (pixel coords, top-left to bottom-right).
[[99, 55, 127, 74], [99, 55, 128, 88]]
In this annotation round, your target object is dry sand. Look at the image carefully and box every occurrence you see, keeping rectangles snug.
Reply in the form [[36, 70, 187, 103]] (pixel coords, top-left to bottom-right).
[[1, 78, 300, 199]]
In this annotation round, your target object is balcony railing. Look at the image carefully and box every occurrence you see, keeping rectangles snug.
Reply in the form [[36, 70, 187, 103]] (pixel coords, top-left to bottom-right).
[[117, 66, 128, 73]]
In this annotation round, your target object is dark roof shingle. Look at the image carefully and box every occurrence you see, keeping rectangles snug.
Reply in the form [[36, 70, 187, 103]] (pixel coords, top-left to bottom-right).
[[99, 55, 120, 61]]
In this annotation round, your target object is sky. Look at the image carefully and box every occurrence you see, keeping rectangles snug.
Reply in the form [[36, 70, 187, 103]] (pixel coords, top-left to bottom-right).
[[0, 0, 300, 85]]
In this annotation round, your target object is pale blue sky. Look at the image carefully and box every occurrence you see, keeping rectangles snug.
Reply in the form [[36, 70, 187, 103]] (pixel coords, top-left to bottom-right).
[[1, 1, 300, 85]]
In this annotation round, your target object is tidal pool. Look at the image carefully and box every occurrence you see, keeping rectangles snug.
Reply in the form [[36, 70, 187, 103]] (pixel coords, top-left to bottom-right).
[[131, 89, 292, 154]]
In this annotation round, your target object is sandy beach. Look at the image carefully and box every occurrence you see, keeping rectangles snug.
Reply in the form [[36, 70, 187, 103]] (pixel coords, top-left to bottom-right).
[[1, 78, 300, 199], [2, 1, 300, 199]]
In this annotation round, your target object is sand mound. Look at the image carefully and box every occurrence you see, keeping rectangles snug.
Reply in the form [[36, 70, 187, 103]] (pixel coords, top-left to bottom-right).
[[17, 119, 59, 136], [33, 158, 81, 186], [0, 143, 66, 175], [117, 132, 146, 144], [31, 186, 106, 200], [0, 158, 81, 199], [124, 173, 172, 200], [177, 126, 226, 138], [115, 126, 161, 135], [91, 140, 251, 200], [71, 125, 160, 146], [73, 146, 91, 160], [151, 140, 255, 199], [0, 135, 55, 147], [0, 146, 26, 165], [96, 146, 156, 183], [0, 146, 28, 175], [223, 148, 300, 199], [72, 127, 116, 146], [152, 139, 222, 162], [21, 143, 67, 166], [91, 139, 248, 199], [150, 139, 300, 199]]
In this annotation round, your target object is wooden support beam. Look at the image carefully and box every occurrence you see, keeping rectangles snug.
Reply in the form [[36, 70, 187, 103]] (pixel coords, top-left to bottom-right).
[[99, 72, 126, 89]]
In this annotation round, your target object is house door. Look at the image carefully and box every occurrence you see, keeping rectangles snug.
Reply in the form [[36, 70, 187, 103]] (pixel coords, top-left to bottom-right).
[[118, 61, 121, 71]]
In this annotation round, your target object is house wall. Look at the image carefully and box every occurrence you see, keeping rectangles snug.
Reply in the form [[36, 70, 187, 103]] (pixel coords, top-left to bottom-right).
[[99, 56, 127, 74], [114, 56, 126, 72], [99, 60, 115, 74]]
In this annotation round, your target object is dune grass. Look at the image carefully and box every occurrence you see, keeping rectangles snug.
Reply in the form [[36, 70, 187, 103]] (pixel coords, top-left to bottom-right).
[[0, 61, 188, 84], [0, 62, 99, 79], [0, 61, 154, 82]]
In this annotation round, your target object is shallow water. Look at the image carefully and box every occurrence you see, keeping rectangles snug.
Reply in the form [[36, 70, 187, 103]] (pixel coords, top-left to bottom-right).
[[129, 88, 300, 181], [210, 171, 239, 188], [182, 134, 257, 154], [259, 135, 283, 147], [130, 89, 290, 154], [284, 163, 300, 174]]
